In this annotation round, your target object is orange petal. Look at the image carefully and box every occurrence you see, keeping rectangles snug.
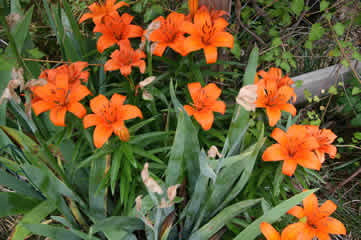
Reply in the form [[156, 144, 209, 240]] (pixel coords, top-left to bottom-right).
[[120, 65, 132, 77], [266, 107, 281, 127], [193, 7, 211, 27], [132, 59, 146, 74], [79, 13, 93, 23], [211, 100, 226, 114], [184, 105, 195, 116], [262, 144, 285, 162], [104, 59, 118, 72], [68, 102, 86, 119], [319, 200, 337, 218], [204, 83, 221, 100], [50, 107, 67, 127], [260, 222, 280, 240], [316, 217, 346, 235], [83, 114, 98, 128], [282, 159, 298, 176], [119, 105, 143, 121], [125, 24, 143, 39], [93, 124, 113, 148], [271, 128, 288, 146], [55, 73, 69, 92], [152, 43, 167, 57], [113, 121, 130, 142], [203, 46, 218, 64], [295, 150, 321, 170], [303, 193, 319, 218], [110, 94, 126, 108], [193, 110, 214, 131], [32, 100, 54, 116], [287, 206, 305, 219], [68, 85, 91, 102], [281, 222, 306, 240], [183, 21, 197, 35], [90, 95, 110, 115], [97, 35, 116, 53], [213, 17, 228, 31], [322, 145, 337, 158], [279, 103, 296, 117], [184, 36, 204, 53], [210, 32, 234, 48], [188, 82, 202, 103], [315, 232, 331, 240]]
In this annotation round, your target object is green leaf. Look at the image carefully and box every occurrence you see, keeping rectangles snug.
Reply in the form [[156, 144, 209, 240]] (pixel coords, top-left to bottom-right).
[[328, 85, 338, 95], [12, 200, 56, 240], [242, 47, 259, 86], [280, 61, 290, 72], [6, 6, 34, 57], [309, 23, 325, 41], [110, 148, 122, 195], [0, 169, 42, 199], [291, 0, 304, 16], [352, 50, 361, 61], [167, 80, 200, 193], [215, 126, 265, 211], [295, 80, 303, 88], [352, 87, 361, 95], [189, 199, 262, 240], [320, 0, 329, 11], [305, 40, 313, 49], [333, 22, 345, 36], [91, 216, 145, 233], [23, 224, 82, 240], [27, 48, 46, 59], [89, 156, 107, 220], [231, 38, 242, 59], [271, 37, 282, 47], [0, 54, 16, 70], [144, 4, 163, 23], [0, 192, 40, 217], [234, 189, 318, 240]]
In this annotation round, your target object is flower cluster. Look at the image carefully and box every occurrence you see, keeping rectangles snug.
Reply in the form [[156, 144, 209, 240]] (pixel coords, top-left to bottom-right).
[[261, 193, 346, 240], [30, 63, 142, 148]]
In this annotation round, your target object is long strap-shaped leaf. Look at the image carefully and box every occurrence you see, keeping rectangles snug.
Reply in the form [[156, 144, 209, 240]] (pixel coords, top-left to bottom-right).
[[188, 199, 262, 240]]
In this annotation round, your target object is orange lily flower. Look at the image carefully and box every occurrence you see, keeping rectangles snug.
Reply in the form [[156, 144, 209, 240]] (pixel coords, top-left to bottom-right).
[[305, 125, 337, 163], [255, 67, 294, 87], [79, 0, 128, 24], [94, 14, 143, 53], [286, 193, 346, 240], [255, 76, 296, 127], [183, 6, 234, 64], [83, 94, 143, 148], [104, 42, 146, 77], [31, 73, 90, 127], [188, 0, 198, 18], [262, 125, 320, 176], [39, 62, 89, 87], [149, 12, 187, 56], [184, 82, 226, 130]]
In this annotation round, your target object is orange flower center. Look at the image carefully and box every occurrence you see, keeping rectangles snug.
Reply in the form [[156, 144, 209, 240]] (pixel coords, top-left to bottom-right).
[[52, 88, 70, 107], [161, 18, 179, 43], [192, 89, 213, 111], [101, 104, 117, 124], [200, 21, 215, 45]]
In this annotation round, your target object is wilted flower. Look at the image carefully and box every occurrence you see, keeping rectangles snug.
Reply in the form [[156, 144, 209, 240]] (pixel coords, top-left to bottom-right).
[[135, 195, 142, 212], [0, 68, 24, 104], [141, 163, 163, 194], [236, 84, 257, 111], [208, 145, 222, 158], [5, 13, 22, 29]]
